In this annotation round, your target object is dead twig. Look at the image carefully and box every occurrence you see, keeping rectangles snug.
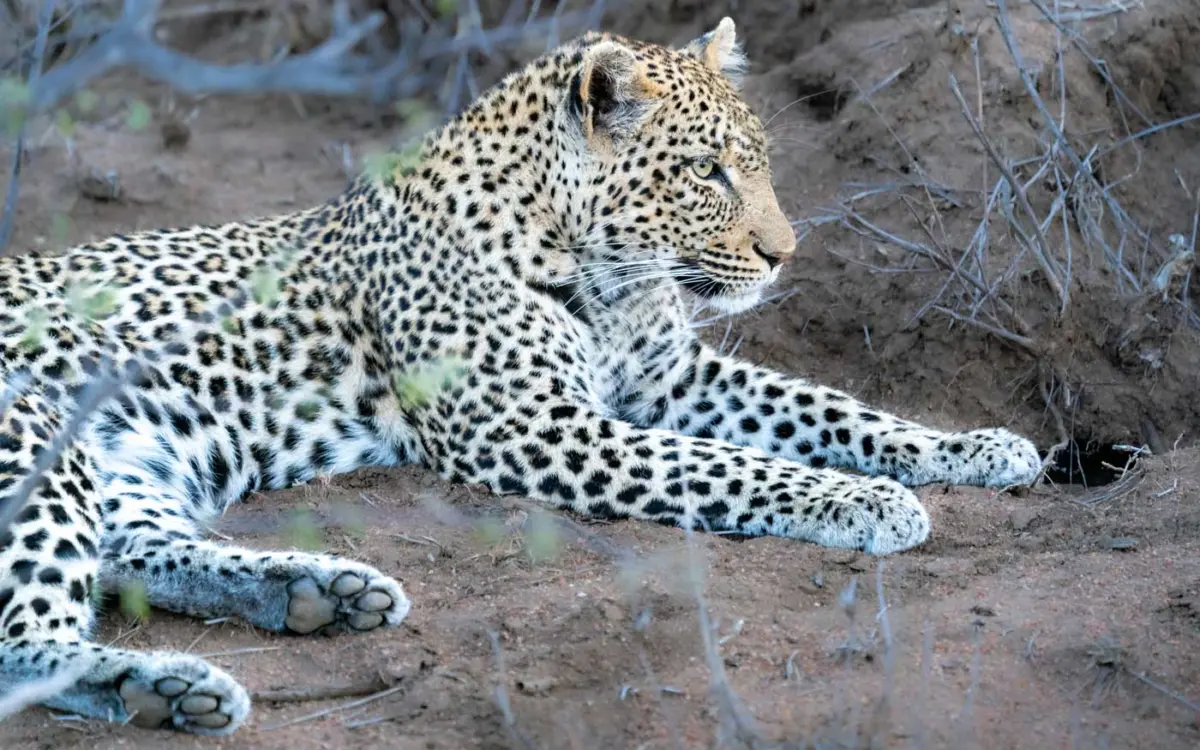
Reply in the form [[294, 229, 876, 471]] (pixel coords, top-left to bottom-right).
[[259, 683, 406, 730], [948, 71, 1068, 313], [487, 629, 537, 750], [683, 529, 763, 748], [0, 366, 127, 535], [252, 675, 392, 703], [1129, 670, 1200, 714], [23, 0, 604, 116]]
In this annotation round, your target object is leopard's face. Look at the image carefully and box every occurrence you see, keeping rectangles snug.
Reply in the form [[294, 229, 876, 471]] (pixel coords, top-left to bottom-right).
[[568, 19, 796, 314]]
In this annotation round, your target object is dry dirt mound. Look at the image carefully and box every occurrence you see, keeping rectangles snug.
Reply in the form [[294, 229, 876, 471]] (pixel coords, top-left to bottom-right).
[[686, 0, 1200, 480]]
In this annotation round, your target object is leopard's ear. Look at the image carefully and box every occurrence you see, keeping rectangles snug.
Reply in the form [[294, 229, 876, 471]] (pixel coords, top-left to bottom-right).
[[680, 17, 748, 87], [570, 40, 659, 143]]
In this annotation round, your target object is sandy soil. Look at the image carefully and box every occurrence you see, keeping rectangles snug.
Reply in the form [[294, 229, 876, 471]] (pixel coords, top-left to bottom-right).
[[1, 0, 1198, 747]]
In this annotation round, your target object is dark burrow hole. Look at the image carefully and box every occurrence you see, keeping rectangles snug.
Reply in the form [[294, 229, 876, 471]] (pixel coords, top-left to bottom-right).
[[1040, 439, 1140, 487], [787, 75, 851, 122]]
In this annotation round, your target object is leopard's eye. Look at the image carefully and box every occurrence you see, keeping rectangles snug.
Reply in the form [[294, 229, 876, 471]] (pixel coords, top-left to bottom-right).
[[691, 158, 718, 180]]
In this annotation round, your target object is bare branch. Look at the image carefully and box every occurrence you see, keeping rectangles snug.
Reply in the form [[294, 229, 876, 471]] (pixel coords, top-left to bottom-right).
[[0, 0, 56, 251], [23, 1, 604, 115], [948, 71, 1068, 313], [0, 365, 127, 536]]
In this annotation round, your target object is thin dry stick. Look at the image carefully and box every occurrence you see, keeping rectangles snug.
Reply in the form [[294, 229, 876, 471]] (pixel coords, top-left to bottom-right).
[[197, 646, 282, 658], [487, 629, 537, 750], [259, 683, 406, 731], [683, 529, 762, 748], [868, 561, 896, 748], [1129, 670, 1200, 714], [932, 304, 1041, 354], [252, 675, 391, 704], [633, 645, 687, 750], [994, 0, 1155, 276], [948, 72, 1068, 312], [0, 368, 126, 535], [896, 191, 1038, 346], [954, 620, 986, 747], [840, 200, 1034, 340], [1027, 0, 1152, 128]]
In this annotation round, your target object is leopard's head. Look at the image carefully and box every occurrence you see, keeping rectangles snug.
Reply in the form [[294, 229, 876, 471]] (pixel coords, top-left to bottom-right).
[[563, 18, 796, 314]]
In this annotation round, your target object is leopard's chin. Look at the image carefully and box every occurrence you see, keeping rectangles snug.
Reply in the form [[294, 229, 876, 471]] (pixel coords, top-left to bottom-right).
[[675, 271, 770, 315], [706, 289, 764, 315]]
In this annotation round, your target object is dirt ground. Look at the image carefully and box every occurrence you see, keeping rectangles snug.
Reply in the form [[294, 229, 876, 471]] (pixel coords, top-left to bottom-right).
[[1, 0, 1199, 748]]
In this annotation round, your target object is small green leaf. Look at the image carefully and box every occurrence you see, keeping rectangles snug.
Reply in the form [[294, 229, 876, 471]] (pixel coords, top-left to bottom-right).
[[50, 213, 73, 244], [119, 580, 151, 622], [65, 280, 119, 323], [363, 141, 425, 186], [74, 90, 100, 114], [296, 400, 322, 421], [125, 99, 151, 131], [0, 77, 30, 136], [525, 512, 562, 564], [84, 288, 118, 320], [284, 510, 324, 552], [473, 517, 507, 549], [19, 308, 49, 351], [55, 109, 75, 137], [392, 356, 466, 409], [249, 264, 281, 307], [395, 99, 427, 120], [434, 0, 459, 18]]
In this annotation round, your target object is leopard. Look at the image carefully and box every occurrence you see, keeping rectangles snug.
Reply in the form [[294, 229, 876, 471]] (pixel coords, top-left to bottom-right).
[[0, 18, 1042, 735]]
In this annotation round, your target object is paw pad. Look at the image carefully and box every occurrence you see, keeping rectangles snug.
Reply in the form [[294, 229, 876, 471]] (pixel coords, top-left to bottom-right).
[[284, 569, 406, 635], [117, 662, 247, 734]]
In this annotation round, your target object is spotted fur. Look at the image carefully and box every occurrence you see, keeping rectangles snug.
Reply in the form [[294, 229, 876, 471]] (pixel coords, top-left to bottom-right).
[[0, 19, 1040, 734]]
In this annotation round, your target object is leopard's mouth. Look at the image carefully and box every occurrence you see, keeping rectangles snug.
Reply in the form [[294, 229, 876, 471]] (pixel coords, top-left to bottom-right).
[[677, 273, 732, 299], [676, 260, 770, 313]]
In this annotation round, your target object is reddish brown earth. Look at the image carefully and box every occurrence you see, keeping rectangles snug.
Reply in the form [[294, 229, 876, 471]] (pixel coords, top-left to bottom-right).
[[1, 1, 1198, 748]]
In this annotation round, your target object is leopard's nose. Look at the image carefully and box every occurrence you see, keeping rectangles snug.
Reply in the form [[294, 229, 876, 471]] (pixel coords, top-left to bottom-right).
[[753, 241, 784, 269]]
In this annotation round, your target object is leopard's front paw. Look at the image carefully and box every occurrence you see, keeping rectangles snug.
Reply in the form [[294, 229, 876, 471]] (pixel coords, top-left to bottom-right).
[[951, 428, 1042, 488]]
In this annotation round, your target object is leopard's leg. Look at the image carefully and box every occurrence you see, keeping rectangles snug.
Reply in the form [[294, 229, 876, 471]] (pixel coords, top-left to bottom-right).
[[439, 400, 930, 555], [98, 474, 411, 635], [628, 343, 1041, 488], [0, 391, 248, 734]]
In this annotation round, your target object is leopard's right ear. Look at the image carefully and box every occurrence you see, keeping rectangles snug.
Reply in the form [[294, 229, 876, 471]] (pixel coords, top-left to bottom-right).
[[680, 17, 748, 88], [569, 41, 659, 144]]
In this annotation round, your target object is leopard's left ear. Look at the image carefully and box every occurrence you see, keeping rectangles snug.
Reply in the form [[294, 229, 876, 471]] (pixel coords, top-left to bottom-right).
[[680, 17, 748, 87], [571, 40, 659, 143]]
